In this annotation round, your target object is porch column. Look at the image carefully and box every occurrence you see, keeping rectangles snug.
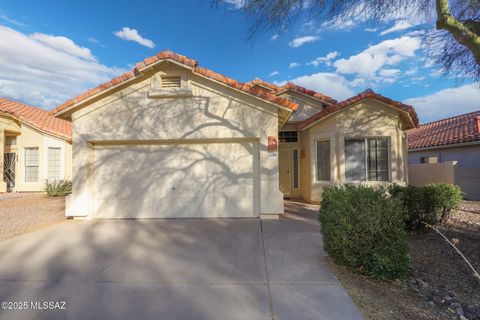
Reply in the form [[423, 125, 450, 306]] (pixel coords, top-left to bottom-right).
[[0, 131, 6, 192]]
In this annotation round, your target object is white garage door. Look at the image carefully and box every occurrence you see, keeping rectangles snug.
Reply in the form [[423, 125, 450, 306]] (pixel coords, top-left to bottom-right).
[[92, 141, 259, 218]]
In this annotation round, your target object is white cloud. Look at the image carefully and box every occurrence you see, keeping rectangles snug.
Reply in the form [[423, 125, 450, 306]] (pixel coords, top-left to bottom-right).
[[114, 27, 155, 48], [289, 62, 301, 68], [423, 58, 435, 68], [271, 34, 279, 41], [378, 68, 401, 77], [334, 36, 421, 79], [288, 35, 320, 48], [31, 33, 97, 61], [410, 76, 425, 82], [223, 0, 245, 9], [321, 18, 356, 31], [269, 71, 279, 77], [275, 72, 354, 101], [365, 28, 378, 32], [404, 67, 418, 76], [308, 51, 339, 67], [0, 25, 125, 109], [404, 84, 480, 123], [0, 10, 28, 28], [87, 37, 99, 43], [430, 69, 444, 77], [380, 20, 413, 36]]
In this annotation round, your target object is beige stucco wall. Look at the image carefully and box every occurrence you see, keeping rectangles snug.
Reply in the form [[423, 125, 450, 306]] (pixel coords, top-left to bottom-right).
[[278, 91, 325, 122], [409, 161, 456, 186], [408, 160, 480, 200], [1, 114, 72, 192], [66, 64, 284, 218], [301, 100, 408, 202]]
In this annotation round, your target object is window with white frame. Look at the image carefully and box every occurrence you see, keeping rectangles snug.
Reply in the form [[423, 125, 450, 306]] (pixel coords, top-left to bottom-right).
[[345, 137, 389, 182], [316, 140, 331, 181], [48, 147, 62, 180], [292, 149, 299, 188], [25, 147, 39, 182]]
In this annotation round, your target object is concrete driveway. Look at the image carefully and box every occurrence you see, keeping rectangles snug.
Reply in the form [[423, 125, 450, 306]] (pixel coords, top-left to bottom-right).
[[0, 201, 362, 320]]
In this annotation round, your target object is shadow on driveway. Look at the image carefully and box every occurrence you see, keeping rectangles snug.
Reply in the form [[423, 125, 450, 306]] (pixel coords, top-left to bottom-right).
[[0, 202, 362, 320]]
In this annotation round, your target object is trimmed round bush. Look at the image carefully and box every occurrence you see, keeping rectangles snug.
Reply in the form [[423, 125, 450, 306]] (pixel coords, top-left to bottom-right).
[[320, 185, 410, 280], [388, 183, 462, 229]]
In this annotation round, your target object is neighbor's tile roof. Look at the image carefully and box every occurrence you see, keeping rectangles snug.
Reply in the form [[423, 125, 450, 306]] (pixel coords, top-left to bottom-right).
[[51, 50, 298, 115], [247, 79, 337, 105], [0, 97, 72, 141], [297, 89, 419, 130], [407, 110, 480, 149]]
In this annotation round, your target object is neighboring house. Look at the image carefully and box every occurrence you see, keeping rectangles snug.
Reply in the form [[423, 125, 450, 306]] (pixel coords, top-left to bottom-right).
[[0, 98, 72, 192], [408, 111, 480, 200], [51, 50, 418, 219]]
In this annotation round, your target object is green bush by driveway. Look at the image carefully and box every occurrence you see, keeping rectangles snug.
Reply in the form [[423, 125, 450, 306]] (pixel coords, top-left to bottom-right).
[[320, 185, 410, 281]]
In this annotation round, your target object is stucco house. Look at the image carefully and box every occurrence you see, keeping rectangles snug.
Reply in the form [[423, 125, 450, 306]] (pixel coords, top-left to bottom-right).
[[408, 110, 480, 200], [51, 50, 418, 219], [1, 98, 72, 192], [248, 80, 419, 203]]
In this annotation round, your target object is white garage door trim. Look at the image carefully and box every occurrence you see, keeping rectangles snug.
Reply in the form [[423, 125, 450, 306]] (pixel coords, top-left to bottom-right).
[[91, 139, 260, 219]]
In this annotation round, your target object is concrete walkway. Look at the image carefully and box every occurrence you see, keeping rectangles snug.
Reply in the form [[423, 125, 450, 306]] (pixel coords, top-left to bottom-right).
[[0, 201, 362, 320]]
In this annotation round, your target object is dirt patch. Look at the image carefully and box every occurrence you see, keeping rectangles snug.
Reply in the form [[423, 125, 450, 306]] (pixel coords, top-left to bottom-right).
[[0, 193, 67, 241], [328, 208, 480, 320]]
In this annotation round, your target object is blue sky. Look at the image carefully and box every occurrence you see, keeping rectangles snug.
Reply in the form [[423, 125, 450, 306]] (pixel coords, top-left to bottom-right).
[[0, 0, 478, 123]]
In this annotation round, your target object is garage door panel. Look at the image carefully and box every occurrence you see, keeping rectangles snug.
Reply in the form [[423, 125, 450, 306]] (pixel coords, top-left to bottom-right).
[[93, 142, 258, 218]]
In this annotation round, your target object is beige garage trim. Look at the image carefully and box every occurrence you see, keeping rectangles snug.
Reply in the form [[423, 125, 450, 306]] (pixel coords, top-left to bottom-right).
[[92, 140, 260, 218]]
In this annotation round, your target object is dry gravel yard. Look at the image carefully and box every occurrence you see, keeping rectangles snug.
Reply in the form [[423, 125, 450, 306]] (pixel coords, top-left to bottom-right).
[[329, 203, 480, 320], [0, 193, 66, 241]]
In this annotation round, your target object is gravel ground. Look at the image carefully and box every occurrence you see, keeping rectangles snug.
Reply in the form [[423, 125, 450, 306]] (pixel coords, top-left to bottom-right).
[[0, 193, 67, 241], [329, 207, 480, 320]]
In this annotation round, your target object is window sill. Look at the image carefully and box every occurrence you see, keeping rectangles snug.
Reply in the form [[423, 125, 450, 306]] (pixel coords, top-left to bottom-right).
[[148, 88, 193, 98]]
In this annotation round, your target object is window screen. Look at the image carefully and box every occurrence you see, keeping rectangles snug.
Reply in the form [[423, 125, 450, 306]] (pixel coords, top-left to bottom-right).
[[316, 140, 330, 181], [345, 139, 366, 181], [48, 147, 62, 180], [25, 147, 39, 182], [345, 138, 390, 182], [292, 149, 299, 188], [367, 138, 389, 181]]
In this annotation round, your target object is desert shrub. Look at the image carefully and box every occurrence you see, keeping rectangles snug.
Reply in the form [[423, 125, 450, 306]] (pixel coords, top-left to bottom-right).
[[388, 183, 462, 229], [44, 180, 72, 196], [320, 185, 410, 280]]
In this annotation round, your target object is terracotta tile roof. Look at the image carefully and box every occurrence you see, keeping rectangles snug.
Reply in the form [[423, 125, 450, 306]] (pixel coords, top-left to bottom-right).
[[0, 98, 72, 141], [277, 82, 337, 105], [407, 110, 480, 149], [247, 78, 281, 92], [247, 78, 337, 105], [51, 50, 298, 116], [297, 89, 419, 131]]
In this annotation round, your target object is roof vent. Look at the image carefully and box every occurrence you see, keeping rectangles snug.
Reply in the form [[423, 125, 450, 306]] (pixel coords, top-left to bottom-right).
[[161, 76, 181, 88]]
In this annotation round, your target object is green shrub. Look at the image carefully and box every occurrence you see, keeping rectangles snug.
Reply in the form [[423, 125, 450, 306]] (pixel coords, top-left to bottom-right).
[[44, 180, 72, 196], [388, 183, 462, 229], [320, 185, 410, 280]]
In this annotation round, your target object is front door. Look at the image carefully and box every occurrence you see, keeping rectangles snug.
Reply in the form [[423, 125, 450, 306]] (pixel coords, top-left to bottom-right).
[[279, 149, 291, 198]]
